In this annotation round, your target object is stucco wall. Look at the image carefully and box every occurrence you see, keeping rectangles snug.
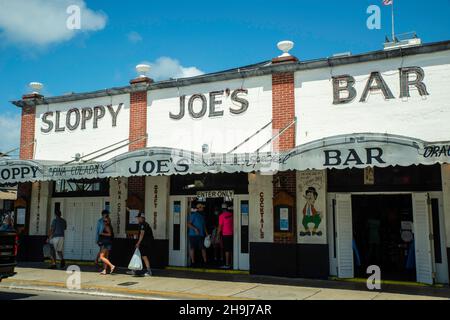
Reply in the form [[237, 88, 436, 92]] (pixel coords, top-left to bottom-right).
[[295, 50, 450, 144], [34, 94, 130, 161], [147, 76, 273, 153]]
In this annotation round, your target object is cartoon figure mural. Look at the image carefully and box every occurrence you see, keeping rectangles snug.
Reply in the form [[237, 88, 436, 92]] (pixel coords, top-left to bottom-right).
[[300, 187, 322, 236]]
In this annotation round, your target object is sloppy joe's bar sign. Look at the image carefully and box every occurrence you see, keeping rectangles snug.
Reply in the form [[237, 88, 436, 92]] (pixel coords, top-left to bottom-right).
[[170, 89, 249, 120], [1, 134, 449, 183], [40, 103, 123, 133]]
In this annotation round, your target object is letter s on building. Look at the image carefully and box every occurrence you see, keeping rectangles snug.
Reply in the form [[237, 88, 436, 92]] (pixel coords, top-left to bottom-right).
[[41, 112, 54, 133]]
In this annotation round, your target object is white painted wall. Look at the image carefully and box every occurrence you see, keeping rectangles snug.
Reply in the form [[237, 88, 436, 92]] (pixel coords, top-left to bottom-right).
[[34, 94, 130, 161], [248, 173, 273, 243], [147, 76, 273, 153], [29, 181, 51, 236], [145, 175, 169, 240], [295, 50, 450, 144]]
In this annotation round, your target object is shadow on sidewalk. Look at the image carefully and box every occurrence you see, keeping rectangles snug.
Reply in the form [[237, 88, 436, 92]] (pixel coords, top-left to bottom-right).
[[16, 261, 450, 299]]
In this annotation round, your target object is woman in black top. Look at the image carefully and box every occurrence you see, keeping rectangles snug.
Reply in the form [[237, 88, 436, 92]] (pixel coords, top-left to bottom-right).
[[99, 216, 115, 275]]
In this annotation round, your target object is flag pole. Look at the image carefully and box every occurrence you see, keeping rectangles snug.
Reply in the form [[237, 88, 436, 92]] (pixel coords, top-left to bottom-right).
[[391, 0, 396, 41]]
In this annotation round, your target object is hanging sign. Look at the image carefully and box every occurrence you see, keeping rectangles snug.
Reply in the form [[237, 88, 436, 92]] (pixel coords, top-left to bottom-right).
[[1, 133, 449, 184], [196, 190, 234, 198]]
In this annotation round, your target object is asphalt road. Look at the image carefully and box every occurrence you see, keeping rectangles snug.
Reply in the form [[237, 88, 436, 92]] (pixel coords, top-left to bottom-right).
[[0, 288, 134, 300]]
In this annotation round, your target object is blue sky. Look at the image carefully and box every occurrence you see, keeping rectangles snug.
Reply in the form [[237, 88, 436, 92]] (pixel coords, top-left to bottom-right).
[[0, 0, 449, 152]]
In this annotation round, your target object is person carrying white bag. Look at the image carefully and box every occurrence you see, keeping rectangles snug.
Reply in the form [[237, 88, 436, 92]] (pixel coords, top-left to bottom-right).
[[128, 248, 143, 271], [127, 213, 154, 276]]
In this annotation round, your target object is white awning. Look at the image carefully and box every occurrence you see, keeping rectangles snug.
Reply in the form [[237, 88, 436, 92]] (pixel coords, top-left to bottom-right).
[[0, 133, 448, 184]]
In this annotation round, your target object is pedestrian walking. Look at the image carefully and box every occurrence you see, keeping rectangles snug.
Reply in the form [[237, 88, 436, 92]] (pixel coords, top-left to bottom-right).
[[95, 209, 110, 267], [187, 201, 209, 266], [48, 209, 67, 269], [218, 203, 233, 269], [98, 216, 115, 275], [135, 213, 154, 276]]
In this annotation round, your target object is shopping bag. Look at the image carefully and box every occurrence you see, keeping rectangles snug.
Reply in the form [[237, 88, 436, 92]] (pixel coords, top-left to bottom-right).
[[43, 243, 53, 258], [204, 235, 212, 249], [128, 248, 143, 271]]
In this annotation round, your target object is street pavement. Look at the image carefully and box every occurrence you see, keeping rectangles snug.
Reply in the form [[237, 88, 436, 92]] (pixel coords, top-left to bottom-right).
[[0, 263, 449, 300], [0, 288, 134, 300]]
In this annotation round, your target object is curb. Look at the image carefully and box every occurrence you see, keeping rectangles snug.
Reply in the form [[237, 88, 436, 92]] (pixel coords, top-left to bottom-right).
[[0, 284, 164, 300], [0, 279, 251, 300], [329, 276, 445, 288]]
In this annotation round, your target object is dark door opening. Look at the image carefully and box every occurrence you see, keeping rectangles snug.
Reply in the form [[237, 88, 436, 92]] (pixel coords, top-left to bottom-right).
[[352, 194, 416, 281], [188, 197, 233, 269]]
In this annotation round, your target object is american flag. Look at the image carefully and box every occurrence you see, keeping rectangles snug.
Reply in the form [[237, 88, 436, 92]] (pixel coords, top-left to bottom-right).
[[383, 0, 393, 5]]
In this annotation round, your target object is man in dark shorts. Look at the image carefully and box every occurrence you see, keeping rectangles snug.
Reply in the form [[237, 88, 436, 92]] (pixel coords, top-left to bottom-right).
[[135, 213, 154, 276]]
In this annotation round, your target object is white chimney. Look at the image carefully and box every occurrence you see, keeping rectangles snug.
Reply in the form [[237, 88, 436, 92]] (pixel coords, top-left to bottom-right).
[[135, 64, 151, 78], [29, 82, 43, 94], [277, 40, 295, 58]]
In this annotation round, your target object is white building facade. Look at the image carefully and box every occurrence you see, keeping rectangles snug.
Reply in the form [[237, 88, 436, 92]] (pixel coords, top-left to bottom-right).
[[2, 40, 450, 284]]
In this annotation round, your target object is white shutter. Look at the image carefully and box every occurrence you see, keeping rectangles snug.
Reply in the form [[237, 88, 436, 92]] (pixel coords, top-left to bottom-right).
[[64, 200, 83, 260], [412, 193, 434, 284], [81, 200, 102, 261], [336, 194, 354, 278]]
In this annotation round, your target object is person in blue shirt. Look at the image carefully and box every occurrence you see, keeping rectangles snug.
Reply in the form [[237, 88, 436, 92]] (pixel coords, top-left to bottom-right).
[[187, 202, 209, 266], [95, 210, 110, 266]]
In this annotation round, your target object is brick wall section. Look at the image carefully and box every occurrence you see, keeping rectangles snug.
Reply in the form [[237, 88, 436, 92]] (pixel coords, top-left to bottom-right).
[[19, 105, 36, 160], [127, 87, 149, 216], [272, 71, 297, 243], [129, 90, 148, 151], [18, 100, 37, 236], [272, 72, 295, 152], [273, 171, 296, 196]]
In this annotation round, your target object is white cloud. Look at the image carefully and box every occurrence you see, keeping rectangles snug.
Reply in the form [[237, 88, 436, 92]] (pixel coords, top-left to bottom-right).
[[127, 31, 142, 44], [0, 0, 107, 47], [0, 113, 21, 153], [144, 57, 204, 80]]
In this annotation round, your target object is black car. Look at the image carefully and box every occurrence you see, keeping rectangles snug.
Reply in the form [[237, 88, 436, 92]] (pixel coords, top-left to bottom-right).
[[0, 231, 17, 281]]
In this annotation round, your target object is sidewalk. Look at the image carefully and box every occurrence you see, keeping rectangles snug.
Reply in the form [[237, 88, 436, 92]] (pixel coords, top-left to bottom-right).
[[1, 263, 450, 300]]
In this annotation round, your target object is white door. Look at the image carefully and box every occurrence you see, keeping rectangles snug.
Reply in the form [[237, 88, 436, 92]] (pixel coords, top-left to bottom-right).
[[81, 199, 102, 261], [233, 195, 250, 271], [327, 194, 338, 276], [169, 196, 188, 266], [412, 193, 434, 284], [64, 200, 83, 260], [428, 192, 449, 284], [335, 194, 354, 278]]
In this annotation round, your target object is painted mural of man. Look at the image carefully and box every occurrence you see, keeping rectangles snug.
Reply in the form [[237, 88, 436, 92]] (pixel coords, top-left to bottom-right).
[[300, 187, 322, 237]]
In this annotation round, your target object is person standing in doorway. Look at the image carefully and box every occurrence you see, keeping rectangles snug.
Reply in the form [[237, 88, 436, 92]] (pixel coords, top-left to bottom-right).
[[48, 209, 67, 269], [0, 214, 15, 232], [212, 207, 224, 264], [95, 210, 110, 267], [98, 216, 115, 275], [187, 202, 209, 267], [135, 213, 154, 276], [218, 203, 234, 269]]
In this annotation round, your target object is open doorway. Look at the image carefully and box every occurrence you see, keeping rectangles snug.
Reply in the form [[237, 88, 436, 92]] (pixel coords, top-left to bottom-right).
[[352, 194, 416, 281], [187, 197, 234, 269]]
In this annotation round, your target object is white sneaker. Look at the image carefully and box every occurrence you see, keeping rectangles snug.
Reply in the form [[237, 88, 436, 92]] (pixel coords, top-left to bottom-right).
[[144, 270, 152, 276]]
